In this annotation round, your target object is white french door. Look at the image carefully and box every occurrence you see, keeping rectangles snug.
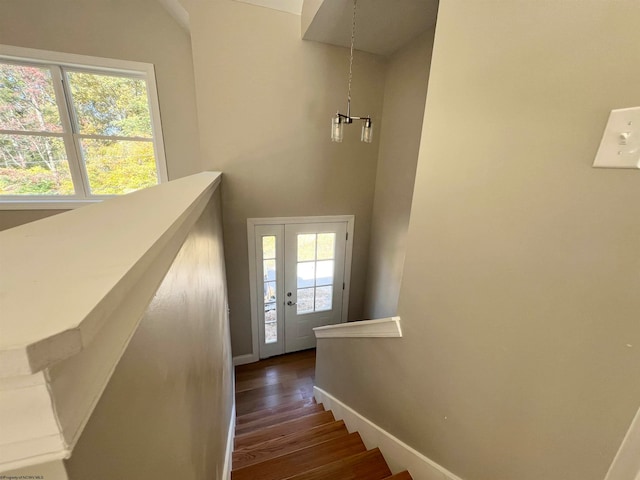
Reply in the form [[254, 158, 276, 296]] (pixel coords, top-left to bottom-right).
[[248, 217, 353, 359], [283, 222, 347, 353]]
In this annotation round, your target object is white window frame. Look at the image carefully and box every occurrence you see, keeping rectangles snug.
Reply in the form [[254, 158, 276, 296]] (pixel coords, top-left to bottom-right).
[[0, 44, 168, 210]]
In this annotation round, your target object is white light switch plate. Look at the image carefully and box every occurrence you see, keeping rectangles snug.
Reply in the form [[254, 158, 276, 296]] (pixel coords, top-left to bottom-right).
[[593, 107, 640, 169]]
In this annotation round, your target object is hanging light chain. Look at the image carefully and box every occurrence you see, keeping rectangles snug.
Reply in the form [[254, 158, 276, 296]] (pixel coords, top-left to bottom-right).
[[331, 0, 373, 143], [346, 0, 357, 115]]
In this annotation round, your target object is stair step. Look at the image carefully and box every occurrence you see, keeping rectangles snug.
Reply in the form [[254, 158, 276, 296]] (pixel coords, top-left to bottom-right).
[[233, 420, 349, 470], [234, 410, 335, 450], [235, 404, 325, 435], [237, 391, 314, 416], [236, 398, 317, 426], [236, 377, 314, 402], [231, 432, 366, 480], [385, 471, 413, 479], [285, 448, 392, 480]]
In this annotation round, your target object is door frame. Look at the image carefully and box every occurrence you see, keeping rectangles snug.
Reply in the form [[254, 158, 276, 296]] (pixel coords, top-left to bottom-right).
[[246, 215, 355, 363]]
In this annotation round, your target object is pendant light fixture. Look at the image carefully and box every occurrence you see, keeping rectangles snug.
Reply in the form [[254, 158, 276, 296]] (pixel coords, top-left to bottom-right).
[[331, 0, 373, 143]]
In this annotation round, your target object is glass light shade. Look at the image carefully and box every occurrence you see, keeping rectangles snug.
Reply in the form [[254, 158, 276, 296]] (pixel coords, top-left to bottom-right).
[[361, 120, 373, 143], [331, 116, 343, 142]]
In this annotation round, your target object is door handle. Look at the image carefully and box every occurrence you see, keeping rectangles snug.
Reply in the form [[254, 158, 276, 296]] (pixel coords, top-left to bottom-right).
[[287, 300, 296, 306]]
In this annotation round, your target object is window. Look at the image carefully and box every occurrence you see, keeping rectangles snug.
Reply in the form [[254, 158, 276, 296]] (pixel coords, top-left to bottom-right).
[[0, 45, 167, 207]]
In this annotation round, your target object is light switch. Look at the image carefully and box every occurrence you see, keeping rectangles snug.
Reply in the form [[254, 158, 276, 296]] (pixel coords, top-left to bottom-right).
[[593, 106, 640, 169]]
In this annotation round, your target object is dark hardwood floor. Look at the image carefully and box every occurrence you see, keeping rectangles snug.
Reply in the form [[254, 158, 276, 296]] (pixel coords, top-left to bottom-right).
[[235, 349, 317, 417]]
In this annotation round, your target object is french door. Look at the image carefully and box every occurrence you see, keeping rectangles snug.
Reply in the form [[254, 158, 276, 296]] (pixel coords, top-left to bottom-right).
[[249, 217, 353, 359]]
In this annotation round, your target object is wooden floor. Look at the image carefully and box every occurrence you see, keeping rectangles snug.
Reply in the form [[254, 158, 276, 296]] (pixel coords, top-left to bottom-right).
[[235, 348, 317, 417]]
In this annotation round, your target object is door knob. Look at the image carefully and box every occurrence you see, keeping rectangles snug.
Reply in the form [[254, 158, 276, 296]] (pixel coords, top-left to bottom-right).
[[287, 300, 296, 306]]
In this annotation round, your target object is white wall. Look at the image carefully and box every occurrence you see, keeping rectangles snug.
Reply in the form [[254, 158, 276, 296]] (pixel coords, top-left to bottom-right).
[[364, 29, 434, 319], [185, 0, 387, 355], [317, 1, 640, 479]]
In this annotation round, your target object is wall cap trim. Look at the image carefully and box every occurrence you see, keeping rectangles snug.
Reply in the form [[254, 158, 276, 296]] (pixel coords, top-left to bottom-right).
[[314, 316, 402, 338], [0, 172, 221, 378], [0, 173, 221, 473]]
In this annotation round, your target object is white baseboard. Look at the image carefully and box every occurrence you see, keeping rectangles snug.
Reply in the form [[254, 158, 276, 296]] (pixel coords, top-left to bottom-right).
[[233, 353, 258, 366], [222, 404, 235, 480], [313, 386, 463, 480], [605, 406, 640, 480]]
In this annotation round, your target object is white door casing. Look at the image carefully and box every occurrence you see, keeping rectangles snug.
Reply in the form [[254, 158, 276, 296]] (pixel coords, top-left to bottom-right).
[[247, 216, 354, 360]]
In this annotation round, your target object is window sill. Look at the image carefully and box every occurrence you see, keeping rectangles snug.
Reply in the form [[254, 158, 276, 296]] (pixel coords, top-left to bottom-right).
[[0, 199, 103, 210]]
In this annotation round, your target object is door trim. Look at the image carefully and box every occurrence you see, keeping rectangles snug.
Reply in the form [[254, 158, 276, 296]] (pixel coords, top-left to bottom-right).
[[247, 215, 355, 361]]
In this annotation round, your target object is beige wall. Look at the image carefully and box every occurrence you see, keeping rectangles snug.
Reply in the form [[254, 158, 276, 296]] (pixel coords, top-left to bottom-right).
[[4, 461, 68, 480], [363, 29, 434, 319], [0, 210, 66, 231], [0, 0, 201, 228], [186, 0, 387, 356], [317, 1, 640, 479], [65, 190, 233, 480]]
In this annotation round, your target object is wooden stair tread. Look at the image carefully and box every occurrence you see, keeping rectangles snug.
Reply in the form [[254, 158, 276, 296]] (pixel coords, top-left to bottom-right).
[[236, 398, 317, 425], [237, 391, 314, 416], [385, 471, 413, 479], [234, 410, 335, 450], [233, 353, 403, 480], [235, 404, 324, 435], [231, 432, 366, 480], [236, 378, 314, 406], [233, 420, 349, 470], [284, 448, 392, 480]]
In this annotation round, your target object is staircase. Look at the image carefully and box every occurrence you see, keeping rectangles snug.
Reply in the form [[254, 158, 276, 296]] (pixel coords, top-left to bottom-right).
[[232, 398, 412, 479]]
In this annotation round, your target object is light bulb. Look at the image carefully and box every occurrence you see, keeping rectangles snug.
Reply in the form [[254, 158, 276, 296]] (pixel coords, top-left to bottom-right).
[[331, 115, 344, 142], [361, 119, 373, 143]]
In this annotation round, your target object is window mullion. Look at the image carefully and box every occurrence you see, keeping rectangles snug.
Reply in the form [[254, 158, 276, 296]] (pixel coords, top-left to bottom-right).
[[50, 65, 90, 198]]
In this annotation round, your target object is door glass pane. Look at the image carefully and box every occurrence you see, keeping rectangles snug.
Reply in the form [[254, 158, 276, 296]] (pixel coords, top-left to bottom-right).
[[262, 236, 276, 259], [316, 233, 335, 260], [265, 304, 277, 344], [297, 234, 316, 261], [0, 63, 63, 132], [261, 234, 278, 345], [66, 71, 152, 138], [0, 135, 73, 195], [263, 259, 276, 281], [264, 281, 277, 303], [79, 139, 158, 195], [265, 304, 277, 323], [315, 286, 333, 311], [315, 260, 334, 286], [297, 262, 315, 288], [297, 288, 314, 314]]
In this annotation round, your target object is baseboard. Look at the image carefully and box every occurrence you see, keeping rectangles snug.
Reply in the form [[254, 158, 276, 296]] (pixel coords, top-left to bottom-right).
[[233, 353, 258, 366], [222, 404, 235, 480], [313, 386, 464, 480], [605, 406, 640, 480]]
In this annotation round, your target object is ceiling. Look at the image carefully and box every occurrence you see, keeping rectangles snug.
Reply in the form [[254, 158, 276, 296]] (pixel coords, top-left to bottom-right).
[[302, 0, 439, 57], [156, 0, 439, 57]]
